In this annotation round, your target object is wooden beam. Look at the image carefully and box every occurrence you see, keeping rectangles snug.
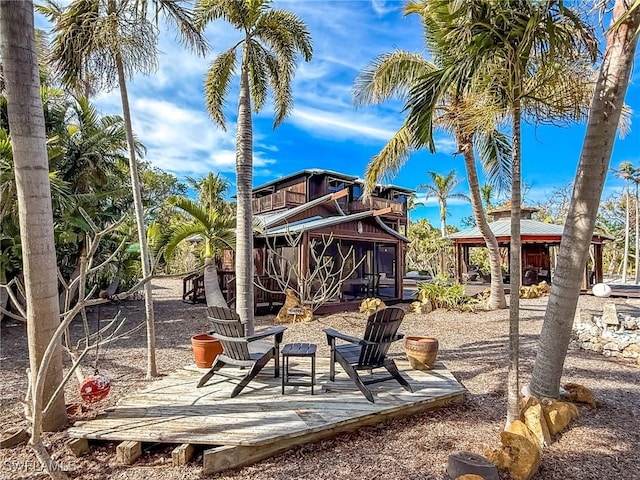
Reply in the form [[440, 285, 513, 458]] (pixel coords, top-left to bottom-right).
[[203, 392, 463, 474], [66, 437, 89, 457], [372, 207, 392, 216], [172, 443, 196, 466], [116, 440, 141, 465], [330, 188, 349, 200]]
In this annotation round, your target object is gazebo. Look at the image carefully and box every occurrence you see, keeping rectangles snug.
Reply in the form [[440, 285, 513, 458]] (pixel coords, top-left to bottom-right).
[[448, 206, 612, 289]]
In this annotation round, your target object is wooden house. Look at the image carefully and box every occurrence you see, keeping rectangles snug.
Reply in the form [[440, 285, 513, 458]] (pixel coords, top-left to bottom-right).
[[220, 169, 413, 312]]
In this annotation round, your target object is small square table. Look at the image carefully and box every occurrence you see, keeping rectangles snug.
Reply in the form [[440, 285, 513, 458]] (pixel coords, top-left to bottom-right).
[[281, 343, 317, 394]]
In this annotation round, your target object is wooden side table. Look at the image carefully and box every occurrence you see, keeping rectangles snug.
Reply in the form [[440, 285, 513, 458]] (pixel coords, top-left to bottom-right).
[[281, 343, 317, 394]]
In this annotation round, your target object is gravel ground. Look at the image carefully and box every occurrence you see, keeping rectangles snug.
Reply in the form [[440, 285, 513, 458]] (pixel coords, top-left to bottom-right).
[[1, 277, 639, 480]]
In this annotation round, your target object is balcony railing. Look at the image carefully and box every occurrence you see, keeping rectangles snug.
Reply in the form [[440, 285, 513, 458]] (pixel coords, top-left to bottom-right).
[[349, 197, 405, 216], [252, 190, 306, 214]]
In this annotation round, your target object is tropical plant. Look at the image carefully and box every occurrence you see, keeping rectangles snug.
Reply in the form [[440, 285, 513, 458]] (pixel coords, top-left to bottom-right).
[[406, 219, 453, 278], [193, 0, 313, 335], [418, 170, 469, 237], [40, 0, 206, 378], [1, 1, 68, 461], [416, 280, 478, 312], [530, 1, 640, 399], [352, 8, 510, 311]]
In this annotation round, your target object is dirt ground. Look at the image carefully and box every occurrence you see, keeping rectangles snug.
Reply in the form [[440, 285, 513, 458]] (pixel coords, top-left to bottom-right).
[[1, 277, 639, 480]]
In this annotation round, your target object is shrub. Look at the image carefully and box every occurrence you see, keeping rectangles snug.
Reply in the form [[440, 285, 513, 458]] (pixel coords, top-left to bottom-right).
[[416, 280, 479, 312]]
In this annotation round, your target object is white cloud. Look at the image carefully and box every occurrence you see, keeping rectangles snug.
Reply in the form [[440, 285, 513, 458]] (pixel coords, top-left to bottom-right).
[[291, 106, 398, 140]]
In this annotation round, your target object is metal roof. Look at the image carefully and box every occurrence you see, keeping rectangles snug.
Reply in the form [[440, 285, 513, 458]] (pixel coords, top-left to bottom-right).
[[261, 211, 410, 243], [447, 219, 612, 241], [263, 211, 374, 236], [254, 190, 346, 229]]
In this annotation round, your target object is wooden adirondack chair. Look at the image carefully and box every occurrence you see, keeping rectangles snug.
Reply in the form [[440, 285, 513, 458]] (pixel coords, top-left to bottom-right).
[[197, 307, 286, 397], [323, 307, 413, 403]]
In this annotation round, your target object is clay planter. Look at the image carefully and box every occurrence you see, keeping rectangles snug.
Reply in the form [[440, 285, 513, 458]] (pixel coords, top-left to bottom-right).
[[404, 336, 439, 370], [191, 334, 223, 368]]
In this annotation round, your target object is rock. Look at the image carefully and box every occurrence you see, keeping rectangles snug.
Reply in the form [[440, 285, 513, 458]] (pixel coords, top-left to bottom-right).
[[411, 300, 432, 314], [563, 383, 596, 409], [358, 297, 386, 316], [520, 400, 550, 448], [591, 342, 604, 353], [603, 341, 620, 351], [446, 451, 499, 480], [623, 318, 638, 330], [456, 475, 485, 480], [541, 400, 579, 436], [574, 308, 595, 327], [275, 289, 313, 323], [592, 283, 612, 297], [485, 431, 541, 480], [507, 420, 542, 453], [601, 302, 619, 326], [622, 343, 640, 358]]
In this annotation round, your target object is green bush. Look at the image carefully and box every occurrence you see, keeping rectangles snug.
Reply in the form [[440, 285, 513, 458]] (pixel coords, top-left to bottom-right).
[[416, 280, 479, 312]]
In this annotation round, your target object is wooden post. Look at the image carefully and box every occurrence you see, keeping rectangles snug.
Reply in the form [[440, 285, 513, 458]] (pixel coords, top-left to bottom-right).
[[172, 444, 195, 466], [116, 440, 141, 464]]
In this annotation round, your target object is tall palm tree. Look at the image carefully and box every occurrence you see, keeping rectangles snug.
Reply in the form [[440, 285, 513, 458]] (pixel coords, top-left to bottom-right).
[[193, 0, 312, 335], [401, 0, 597, 425], [353, 21, 510, 309], [617, 161, 635, 283], [419, 171, 469, 237], [40, 0, 206, 378], [530, 1, 640, 399], [0, 0, 67, 438]]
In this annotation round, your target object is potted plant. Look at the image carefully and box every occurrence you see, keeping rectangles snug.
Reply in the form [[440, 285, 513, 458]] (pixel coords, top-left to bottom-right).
[[190, 334, 223, 368]]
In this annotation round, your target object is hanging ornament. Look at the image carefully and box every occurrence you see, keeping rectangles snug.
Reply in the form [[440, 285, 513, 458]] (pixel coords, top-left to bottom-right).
[[79, 374, 111, 403]]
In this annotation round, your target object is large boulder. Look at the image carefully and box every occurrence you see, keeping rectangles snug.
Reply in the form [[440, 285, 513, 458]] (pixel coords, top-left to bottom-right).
[[507, 420, 542, 453], [485, 431, 541, 480], [519, 398, 551, 448], [563, 383, 596, 409], [541, 400, 579, 436], [276, 289, 312, 323]]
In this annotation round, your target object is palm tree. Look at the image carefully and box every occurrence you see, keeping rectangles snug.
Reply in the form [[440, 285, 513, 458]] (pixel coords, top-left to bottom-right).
[[530, 1, 640, 399], [400, 0, 597, 425], [617, 161, 635, 283], [193, 0, 313, 335], [419, 171, 469, 237], [0, 0, 67, 442], [353, 20, 510, 310], [156, 195, 236, 307], [40, 0, 206, 378]]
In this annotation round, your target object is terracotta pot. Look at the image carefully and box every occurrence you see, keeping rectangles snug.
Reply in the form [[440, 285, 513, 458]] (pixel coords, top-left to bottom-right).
[[404, 336, 439, 370], [191, 334, 223, 368]]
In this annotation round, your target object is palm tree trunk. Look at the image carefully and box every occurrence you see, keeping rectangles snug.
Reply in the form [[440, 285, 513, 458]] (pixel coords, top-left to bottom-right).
[[458, 132, 506, 309], [235, 46, 255, 335], [0, 1, 68, 432], [204, 258, 228, 308], [506, 103, 522, 427], [635, 181, 639, 284], [114, 51, 157, 378], [622, 182, 630, 283], [530, 1, 640, 399]]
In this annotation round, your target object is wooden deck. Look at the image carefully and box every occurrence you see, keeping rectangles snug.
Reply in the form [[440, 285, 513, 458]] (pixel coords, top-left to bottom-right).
[[69, 357, 465, 473]]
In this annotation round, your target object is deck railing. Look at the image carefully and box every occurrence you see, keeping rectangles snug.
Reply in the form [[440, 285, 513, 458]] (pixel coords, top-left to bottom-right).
[[252, 190, 306, 213], [349, 197, 404, 215]]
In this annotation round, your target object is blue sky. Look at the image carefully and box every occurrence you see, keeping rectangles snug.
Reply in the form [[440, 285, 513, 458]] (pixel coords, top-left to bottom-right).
[[36, 1, 639, 229]]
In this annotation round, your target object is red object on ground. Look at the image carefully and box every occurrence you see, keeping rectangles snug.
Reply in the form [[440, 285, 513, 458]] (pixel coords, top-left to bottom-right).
[[79, 374, 111, 403]]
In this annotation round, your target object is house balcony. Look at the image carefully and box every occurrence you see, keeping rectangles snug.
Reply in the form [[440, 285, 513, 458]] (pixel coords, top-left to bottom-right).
[[349, 197, 405, 216], [252, 190, 306, 214]]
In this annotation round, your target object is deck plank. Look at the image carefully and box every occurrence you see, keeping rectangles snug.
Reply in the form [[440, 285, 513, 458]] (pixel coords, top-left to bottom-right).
[[69, 359, 465, 449]]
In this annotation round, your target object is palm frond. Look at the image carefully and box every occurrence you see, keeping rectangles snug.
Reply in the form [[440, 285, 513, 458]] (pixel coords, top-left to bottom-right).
[[353, 51, 435, 106], [204, 48, 237, 129], [475, 130, 512, 193]]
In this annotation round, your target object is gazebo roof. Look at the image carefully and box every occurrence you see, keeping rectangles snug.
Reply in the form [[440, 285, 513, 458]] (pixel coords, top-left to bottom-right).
[[447, 219, 612, 244]]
